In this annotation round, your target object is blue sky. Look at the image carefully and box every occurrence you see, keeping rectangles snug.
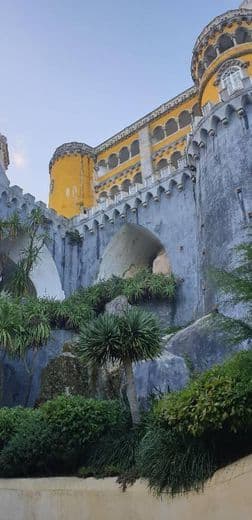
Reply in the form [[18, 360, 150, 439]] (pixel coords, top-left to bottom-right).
[[1, 0, 239, 203]]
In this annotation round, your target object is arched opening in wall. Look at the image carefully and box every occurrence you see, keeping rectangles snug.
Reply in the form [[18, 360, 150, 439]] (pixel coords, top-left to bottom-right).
[[119, 147, 130, 164], [121, 179, 131, 193], [0, 235, 65, 299], [235, 27, 251, 44], [217, 34, 234, 53], [108, 154, 118, 169], [133, 172, 142, 184], [152, 126, 165, 143], [221, 66, 243, 95], [204, 45, 217, 66], [99, 191, 108, 202], [156, 158, 168, 172], [131, 140, 140, 157], [97, 160, 107, 177], [179, 110, 191, 128], [170, 151, 182, 169], [98, 223, 171, 280], [165, 118, 178, 137], [110, 185, 120, 199]]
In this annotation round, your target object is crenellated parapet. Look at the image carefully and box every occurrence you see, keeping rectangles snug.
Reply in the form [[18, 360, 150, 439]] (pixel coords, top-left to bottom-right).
[[71, 159, 193, 234], [187, 86, 252, 158]]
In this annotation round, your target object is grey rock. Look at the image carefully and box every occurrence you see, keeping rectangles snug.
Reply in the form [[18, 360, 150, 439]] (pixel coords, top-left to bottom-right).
[[105, 295, 130, 316]]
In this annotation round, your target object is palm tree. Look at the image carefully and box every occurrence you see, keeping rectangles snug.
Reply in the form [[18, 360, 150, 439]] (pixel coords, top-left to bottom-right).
[[78, 308, 162, 424]]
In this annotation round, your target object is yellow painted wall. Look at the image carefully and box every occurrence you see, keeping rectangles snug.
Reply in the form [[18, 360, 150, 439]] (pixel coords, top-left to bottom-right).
[[0, 455, 252, 520], [49, 155, 94, 218], [201, 51, 252, 106]]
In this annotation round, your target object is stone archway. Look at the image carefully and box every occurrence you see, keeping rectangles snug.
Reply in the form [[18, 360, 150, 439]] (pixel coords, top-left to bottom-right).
[[98, 223, 171, 280], [0, 235, 65, 300]]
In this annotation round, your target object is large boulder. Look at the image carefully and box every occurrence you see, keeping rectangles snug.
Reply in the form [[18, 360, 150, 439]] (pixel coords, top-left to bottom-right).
[[165, 312, 251, 374]]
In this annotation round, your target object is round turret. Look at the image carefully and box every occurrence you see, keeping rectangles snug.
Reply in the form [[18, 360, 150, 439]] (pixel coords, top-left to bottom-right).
[[191, 7, 252, 112], [49, 142, 95, 218]]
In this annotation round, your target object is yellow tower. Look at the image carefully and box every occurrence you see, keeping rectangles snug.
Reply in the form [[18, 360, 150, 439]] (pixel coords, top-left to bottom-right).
[[191, 5, 252, 111], [49, 143, 95, 218]]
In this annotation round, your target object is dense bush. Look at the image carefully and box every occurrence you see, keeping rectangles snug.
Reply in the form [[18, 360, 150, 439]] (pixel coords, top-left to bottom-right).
[[156, 350, 252, 436], [137, 350, 252, 495], [0, 407, 33, 451], [137, 427, 215, 496], [0, 396, 126, 477]]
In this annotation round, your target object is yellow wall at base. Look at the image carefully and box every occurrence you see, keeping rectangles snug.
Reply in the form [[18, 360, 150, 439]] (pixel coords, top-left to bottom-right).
[[49, 155, 94, 218], [0, 455, 252, 520]]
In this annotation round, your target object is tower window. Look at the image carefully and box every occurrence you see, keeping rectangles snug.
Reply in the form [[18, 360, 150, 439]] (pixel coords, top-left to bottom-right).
[[221, 66, 243, 96]]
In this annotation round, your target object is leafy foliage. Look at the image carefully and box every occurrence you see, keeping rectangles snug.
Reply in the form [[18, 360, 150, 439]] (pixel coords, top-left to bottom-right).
[[0, 295, 51, 356], [156, 351, 252, 436], [212, 240, 252, 342], [0, 396, 125, 477], [8, 208, 49, 297], [137, 427, 215, 496], [78, 308, 161, 366]]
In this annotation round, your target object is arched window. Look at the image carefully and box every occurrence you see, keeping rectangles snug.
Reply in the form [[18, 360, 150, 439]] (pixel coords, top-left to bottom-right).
[[170, 151, 182, 169], [108, 153, 118, 169], [152, 126, 165, 143], [131, 140, 140, 157], [204, 45, 217, 67], [119, 147, 130, 164], [156, 158, 168, 172], [235, 27, 251, 44], [97, 160, 107, 177], [99, 191, 108, 201], [165, 118, 178, 137], [110, 185, 120, 199], [121, 179, 131, 192], [133, 172, 142, 184], [179, 110, 191, 128], [217, 34, 234, 54], [221, 66, 243, 95]]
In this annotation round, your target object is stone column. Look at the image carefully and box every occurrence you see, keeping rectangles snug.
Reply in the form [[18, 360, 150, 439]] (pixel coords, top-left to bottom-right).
[[139, 126, 154, 180]]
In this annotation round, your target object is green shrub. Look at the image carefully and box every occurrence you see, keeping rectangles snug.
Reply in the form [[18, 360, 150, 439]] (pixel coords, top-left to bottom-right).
[[137, 427, 215, 496], [0, 407, 33, 451], [0, 396, 126, 477], [0, 412, 55, 477], [156, 351, 252, 437]]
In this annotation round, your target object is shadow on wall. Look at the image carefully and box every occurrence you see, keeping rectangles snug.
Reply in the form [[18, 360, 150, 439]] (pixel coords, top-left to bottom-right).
[[98, 223, 171, 280]]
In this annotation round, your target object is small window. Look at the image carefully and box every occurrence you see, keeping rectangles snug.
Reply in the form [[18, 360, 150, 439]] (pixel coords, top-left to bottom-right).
[[131, 140, 140, 157], [165, 118, 178, 137], [179, 110, 191, 129], [221, 67, 243, 96], [97, 160, 107, 177], [108, 154, 118, 169], [152, 126, 165, 143], [119, 147, 130, 164]]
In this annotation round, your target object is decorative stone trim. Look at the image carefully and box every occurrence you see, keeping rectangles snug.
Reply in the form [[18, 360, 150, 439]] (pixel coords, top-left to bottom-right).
[[152, 136, 187, 159], [214, 59, 249, 85], [94, 161, 141, 190], [49, 88, 197, 170], [49, 142, 95, 172], [0, 134, 10, 170], [191, 9, 252, 82]]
